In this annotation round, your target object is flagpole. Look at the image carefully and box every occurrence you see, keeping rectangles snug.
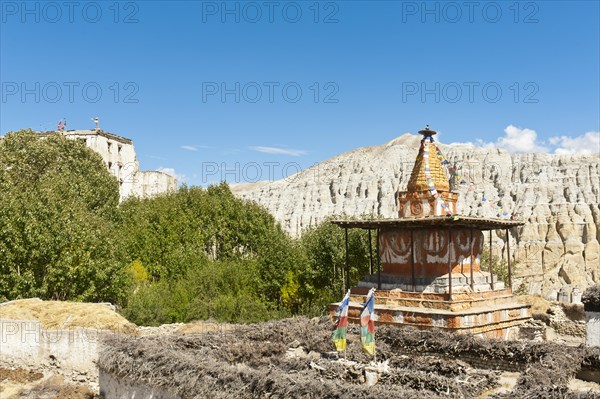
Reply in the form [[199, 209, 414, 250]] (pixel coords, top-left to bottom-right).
[[373, 288, 377, 363]]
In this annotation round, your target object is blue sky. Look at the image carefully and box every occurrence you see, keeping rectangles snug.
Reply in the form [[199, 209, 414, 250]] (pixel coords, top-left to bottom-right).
[[1, 1, 599, 185]]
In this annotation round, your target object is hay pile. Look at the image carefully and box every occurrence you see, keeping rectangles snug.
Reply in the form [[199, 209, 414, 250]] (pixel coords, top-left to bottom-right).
[[175, 320, 234, 334], [99, 317, 600, 399], [0, 298, 137, 334]]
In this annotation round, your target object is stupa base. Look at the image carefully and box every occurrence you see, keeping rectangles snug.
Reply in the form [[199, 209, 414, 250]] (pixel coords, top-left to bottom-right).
[[330, 287, 531, 340], [357, 272, 504, 294]]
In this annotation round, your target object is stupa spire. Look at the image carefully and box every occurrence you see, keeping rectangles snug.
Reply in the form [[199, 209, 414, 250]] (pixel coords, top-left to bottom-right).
[[407, 125, 450, 192]]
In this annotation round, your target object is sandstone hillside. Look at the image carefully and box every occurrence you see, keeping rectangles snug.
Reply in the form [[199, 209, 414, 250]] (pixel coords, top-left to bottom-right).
[[232, 133, 600, 299]]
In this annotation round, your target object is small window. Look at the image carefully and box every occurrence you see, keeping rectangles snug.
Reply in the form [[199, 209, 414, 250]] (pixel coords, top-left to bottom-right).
[[108, 142, 112, 153], [108, 162, 113, 170], [118, 145, 122, 153]]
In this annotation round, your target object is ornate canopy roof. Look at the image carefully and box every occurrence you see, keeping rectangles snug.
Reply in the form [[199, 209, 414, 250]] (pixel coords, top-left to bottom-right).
[[331, 216, 525, 231]]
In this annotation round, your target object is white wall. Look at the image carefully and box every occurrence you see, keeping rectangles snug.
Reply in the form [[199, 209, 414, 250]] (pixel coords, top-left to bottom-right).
[[586, 311, 600, 347], [0, 318, 109, 379], [61, 130, 177, 201]]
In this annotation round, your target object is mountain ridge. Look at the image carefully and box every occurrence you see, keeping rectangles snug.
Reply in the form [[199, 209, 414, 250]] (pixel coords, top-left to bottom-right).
[[232, 133, 600, 298]]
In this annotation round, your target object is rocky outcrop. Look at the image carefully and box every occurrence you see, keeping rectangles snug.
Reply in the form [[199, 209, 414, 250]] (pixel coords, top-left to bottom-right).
[[232, 134, 600, 299]]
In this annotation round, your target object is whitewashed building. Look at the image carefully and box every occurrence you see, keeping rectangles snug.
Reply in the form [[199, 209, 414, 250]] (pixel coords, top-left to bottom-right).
[[38, 129, 177, 201]]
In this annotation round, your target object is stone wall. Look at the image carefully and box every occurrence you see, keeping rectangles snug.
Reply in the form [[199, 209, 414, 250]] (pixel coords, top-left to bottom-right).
[[0, 318, 107, 384], [232, 133, 600, 299]]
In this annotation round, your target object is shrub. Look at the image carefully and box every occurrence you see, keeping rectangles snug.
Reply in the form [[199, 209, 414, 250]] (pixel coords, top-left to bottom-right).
[[123, 259, 288, 325], [582, 284, 600, 312]]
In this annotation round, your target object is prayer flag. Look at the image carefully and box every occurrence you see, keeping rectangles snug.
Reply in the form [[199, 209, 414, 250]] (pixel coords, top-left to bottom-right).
[[360, 288, 377, 355], [332, 290, 351, 352]]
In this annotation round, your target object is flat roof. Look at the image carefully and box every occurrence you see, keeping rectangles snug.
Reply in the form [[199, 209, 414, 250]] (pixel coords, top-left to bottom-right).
[[38, 130, 133, 145], [331, 215, 525, 231]]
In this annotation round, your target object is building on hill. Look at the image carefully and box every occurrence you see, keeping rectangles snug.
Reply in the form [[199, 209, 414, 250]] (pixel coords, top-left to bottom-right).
[[37, 129, 177, 201]]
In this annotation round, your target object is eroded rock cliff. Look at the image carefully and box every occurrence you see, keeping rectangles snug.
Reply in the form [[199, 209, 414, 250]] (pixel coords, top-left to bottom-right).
[[232, 134, 600, 299]]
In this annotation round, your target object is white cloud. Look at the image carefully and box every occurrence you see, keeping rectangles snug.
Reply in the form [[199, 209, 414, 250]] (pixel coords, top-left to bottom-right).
[[494, 125, 548, 153], [158, 167, 186, 183], [181, 145, 198, 151], [475, 125, 599, 155], [550, 131, 600, 155], [448, 141, 475, 147], [249, 146, 307, 156]]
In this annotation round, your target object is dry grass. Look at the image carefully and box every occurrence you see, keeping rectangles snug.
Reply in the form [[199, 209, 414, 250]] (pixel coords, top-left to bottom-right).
[[14, 375, 98, 399], [0, 298, 137, 335], [0, 367, 43, 384], [175, 320, 235, 334], [99, 317, 600, 399]]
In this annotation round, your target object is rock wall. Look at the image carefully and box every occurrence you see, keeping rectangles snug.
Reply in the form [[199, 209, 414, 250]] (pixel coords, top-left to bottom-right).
[[232, 134, 600, 299]]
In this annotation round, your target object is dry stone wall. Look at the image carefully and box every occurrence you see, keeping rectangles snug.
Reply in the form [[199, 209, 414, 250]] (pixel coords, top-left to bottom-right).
[[232, 134, 600, 299]]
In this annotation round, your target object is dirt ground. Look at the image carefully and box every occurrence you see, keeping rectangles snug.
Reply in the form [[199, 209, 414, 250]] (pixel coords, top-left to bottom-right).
[[0, 367, 98, 399]]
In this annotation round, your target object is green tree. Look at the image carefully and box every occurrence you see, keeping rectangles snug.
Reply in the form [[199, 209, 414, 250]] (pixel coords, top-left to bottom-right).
[[119, 183, 301, 323], [118, 183, 291, 281], [123, 259, 288, 325], [480, 246, 509, 285], [298, 216, 374, 313], [0, 130, 126, 302]]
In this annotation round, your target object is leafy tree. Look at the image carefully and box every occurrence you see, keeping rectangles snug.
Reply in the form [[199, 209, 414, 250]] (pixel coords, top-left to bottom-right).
[[0, 130, 381, 324], [298, 216, 374, 313], [582, 284, 600, 312], [119, 183, 302, 323], [118, 183, 291, 281], [0, 130, 126, 302], [124, 259, 287, 325], [480, 245, 509, 285]]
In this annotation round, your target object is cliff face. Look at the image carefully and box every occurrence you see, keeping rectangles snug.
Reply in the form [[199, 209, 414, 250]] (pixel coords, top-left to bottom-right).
[[231, 134, 600, 299]]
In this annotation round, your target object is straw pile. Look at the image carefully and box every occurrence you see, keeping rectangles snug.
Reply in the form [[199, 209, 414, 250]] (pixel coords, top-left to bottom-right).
[[175, 320, 234, 334], [0, 298, 138, 335]]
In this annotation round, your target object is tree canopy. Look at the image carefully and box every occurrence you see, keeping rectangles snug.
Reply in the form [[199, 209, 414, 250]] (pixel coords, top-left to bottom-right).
[[0, 130, 125, 302], [0, 129, 373, 325]]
